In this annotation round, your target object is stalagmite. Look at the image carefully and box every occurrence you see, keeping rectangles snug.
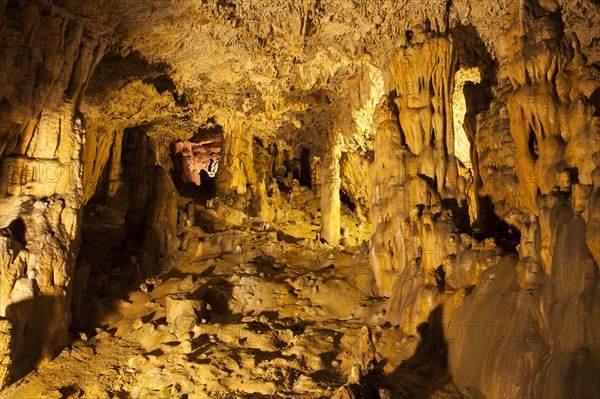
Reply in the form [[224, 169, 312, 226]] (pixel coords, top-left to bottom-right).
[[0, 0, 599, 397], [216, 120, 256, 196], [320, 143, 342, 244]]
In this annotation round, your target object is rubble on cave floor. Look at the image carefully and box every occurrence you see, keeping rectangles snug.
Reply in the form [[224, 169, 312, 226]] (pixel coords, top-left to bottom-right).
[[1, 197, 461, 399]]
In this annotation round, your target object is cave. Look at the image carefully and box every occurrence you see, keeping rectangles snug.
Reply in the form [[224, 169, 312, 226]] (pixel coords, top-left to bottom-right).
[[299, 148, 312, 188], [1, 1, 600, 398], [172, 126, 223, 199]]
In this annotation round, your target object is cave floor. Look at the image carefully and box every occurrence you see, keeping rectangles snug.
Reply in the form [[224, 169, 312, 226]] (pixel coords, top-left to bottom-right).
[[1, 210, 463, 399]]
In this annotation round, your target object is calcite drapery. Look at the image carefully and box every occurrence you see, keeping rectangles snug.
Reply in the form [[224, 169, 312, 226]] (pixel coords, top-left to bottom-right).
[[370, 35, 460, 297], [0, 1, 109, 383], [389, 36, 459, 198], [504, 0, 600, 214], [446, 1, 600, 397], [216, 119, 256, 196]]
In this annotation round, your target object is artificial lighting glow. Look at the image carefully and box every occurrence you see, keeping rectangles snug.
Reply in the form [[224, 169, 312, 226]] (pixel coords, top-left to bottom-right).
[[452, 67, 482, 169], [352, 65, 385, 151]]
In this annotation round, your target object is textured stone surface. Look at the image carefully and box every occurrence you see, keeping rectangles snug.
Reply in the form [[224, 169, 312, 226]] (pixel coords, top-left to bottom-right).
[[0, 319, 12, 388], [0, 0, 599, 396]]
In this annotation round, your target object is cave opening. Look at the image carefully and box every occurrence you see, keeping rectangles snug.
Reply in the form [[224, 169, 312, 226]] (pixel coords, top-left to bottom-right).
[[299, 148, 312, 187], [171, 125, 222, 200], [339, 188, 356, 212], [449, 24, 496, 232], [6, 217, 26, 247], [453, 67, 482, 230], [452, 66, 481, 174]]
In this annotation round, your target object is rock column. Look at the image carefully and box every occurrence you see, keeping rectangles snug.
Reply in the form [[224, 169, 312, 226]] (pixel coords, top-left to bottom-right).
[[216, 120, 256, 196], [320, 143, 341, 244], [0, 105, 86, 379], [0, 2, 109, 382], [369, 34, 460, 296]]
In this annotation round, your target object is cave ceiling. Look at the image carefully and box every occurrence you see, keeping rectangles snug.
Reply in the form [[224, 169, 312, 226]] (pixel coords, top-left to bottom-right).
[[2, 1, 600, 397], [72, 0, 599, 152]]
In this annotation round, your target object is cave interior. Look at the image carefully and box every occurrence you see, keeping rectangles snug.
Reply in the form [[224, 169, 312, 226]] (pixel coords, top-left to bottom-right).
[[0, 1, 600, 398]]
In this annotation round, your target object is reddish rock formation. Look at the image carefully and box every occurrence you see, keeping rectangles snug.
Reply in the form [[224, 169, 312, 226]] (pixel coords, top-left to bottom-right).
[[173, 132, 222, 186]]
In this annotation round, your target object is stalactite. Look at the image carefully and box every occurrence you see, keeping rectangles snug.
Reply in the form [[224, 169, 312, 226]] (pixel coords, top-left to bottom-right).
[[0, 0, 599, 397]]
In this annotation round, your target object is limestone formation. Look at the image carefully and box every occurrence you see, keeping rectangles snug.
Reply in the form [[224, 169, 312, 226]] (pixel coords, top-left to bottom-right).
[[1, 0, 599, 397], [173, 132, 221, 187], [0, 319, 12, 388]]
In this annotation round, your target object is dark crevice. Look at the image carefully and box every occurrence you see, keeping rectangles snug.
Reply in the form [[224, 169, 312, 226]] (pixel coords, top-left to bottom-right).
[[340, 188, 356, 212], [590, 88, 600, 117], [300, 148, 312, 188], [528, 127, 540, 161], [7, 217, 26, 247], [142, 75, 176, 95]]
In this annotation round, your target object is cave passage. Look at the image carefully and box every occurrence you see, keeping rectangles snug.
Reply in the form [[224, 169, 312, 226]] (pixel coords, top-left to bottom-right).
[[300, 147, 312, 188], [172, 127, 223, 199], [0, 1, 599, 399]]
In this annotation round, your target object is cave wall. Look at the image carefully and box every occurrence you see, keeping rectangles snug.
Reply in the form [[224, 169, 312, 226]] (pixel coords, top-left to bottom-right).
[[0, 0, 180, 385], [444, 3, 600, 396], [0, 0, 109, 382], [369, 1, 600, 397], [0, 105, 86, 380], [0, 0, 599, 395]]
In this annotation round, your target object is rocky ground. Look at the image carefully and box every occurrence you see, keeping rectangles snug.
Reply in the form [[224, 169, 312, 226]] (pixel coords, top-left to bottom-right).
[[1, 196, 461, 399]]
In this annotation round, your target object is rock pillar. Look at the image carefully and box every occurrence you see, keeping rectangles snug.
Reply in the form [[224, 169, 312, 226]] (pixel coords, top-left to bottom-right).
[[320, 144, 341, 244], [216, 120, 255, 196], [0, 105, 86, 379]]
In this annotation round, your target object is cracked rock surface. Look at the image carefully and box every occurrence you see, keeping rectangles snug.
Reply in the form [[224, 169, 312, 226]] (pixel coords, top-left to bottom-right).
[[1, 0, 600, 398]]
